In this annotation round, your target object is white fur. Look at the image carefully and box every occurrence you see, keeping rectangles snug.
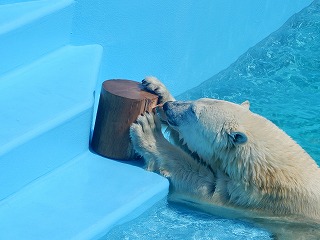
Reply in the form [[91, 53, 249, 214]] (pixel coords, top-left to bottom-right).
[[130, 77, 320, 239]]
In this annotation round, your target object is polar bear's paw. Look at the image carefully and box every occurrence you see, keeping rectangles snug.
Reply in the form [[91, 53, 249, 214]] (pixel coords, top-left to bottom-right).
[[142, 76, 175, 104], [130, 112, 165, 172], [130, 112, 163, 156], [159, 168, 171, 178]]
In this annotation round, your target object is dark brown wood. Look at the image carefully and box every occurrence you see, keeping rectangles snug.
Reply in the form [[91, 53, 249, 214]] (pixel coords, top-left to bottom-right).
[[91, 79, 158, 160]]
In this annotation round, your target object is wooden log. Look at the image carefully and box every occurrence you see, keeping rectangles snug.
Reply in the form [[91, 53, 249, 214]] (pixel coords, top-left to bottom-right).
[[91, 79, 158, 160]]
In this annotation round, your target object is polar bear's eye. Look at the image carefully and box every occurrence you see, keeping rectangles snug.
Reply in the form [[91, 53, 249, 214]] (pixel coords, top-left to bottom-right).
[[229, 132, 248, 145], [190, 105, 197, 114]]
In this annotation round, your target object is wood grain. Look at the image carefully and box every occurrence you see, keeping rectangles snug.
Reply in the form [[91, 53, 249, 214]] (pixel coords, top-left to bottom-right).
[[91, 79, 158, 160]]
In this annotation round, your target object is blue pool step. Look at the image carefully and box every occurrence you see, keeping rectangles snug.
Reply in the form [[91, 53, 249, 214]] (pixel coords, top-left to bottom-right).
[[0, 0, 169, 239], [0, 44, 103, 201], [0, 0, 74, 76], [0, 151, 168, 240]]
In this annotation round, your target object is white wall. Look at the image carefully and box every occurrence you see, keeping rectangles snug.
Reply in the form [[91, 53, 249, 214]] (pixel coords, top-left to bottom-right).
[[72, 0, 313, 95]]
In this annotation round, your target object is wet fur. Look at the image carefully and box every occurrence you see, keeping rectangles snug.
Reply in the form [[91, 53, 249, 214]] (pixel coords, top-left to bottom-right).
[[130, 77, 320, 239]]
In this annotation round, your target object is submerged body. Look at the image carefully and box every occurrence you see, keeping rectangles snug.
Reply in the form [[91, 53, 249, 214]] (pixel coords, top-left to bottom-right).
[[130, 77, 320, 239]]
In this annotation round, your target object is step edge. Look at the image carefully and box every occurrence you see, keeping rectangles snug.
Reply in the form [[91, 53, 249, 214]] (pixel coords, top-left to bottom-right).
[[0, 100, 93, 157], [75, 180, 169, 240], [0, 44, 102, 156], [0, 151, 169, 240], [0, 44, 102, 81], [0, 150, 89, 207]]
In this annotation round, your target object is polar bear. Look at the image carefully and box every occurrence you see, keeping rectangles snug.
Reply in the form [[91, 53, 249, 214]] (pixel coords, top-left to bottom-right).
[[130, 77, 320, 239]]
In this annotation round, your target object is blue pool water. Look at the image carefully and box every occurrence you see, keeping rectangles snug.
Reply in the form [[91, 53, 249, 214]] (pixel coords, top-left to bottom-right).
[[106, 1, 319, 239], [106, 199, 271, 240], [179, 0, 320, 165]]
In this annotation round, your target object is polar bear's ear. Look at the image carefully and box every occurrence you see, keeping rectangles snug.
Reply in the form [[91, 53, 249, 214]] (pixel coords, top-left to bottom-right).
[[240, 100, 250, 109], [229, 132, 248, 145]]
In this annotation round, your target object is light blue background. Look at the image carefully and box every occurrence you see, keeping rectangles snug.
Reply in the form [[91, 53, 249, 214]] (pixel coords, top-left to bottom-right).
[[71, 0, 313, 95]]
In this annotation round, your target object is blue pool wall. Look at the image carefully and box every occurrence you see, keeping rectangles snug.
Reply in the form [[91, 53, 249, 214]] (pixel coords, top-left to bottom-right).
[[71, 0, 313, 96]]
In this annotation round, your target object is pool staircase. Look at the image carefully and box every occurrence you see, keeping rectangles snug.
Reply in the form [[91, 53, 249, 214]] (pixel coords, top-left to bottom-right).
[[0, 0, 168, 239]]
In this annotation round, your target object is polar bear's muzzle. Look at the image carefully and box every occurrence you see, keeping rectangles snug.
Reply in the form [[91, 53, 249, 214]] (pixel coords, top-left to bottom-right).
[[163, 101, 193, 127]]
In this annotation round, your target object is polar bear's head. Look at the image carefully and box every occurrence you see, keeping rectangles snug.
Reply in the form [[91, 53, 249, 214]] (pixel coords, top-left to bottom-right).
[[163, 99, 251, 162], [162, 98, 313, 182]]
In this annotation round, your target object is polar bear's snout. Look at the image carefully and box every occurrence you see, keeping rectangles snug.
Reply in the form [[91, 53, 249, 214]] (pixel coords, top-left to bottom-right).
[[163, 101, 195, 127]]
